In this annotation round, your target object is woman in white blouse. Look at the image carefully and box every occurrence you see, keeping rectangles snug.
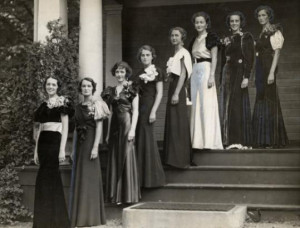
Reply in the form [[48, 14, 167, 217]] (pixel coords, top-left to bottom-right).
[[188, 12, 223, 150], [252, 5, 288, 147], [164, 27, 193, 168]]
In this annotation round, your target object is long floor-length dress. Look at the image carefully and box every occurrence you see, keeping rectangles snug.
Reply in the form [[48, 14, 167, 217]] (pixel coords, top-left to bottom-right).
[[164, 47, 193, 168], [69, 100, 109, 227], [189, 32, 223, 149], [220, 32, 254, 147], [33, 97, 73, 228], [134, 66, 165, 187], [252, 26, 288, 147], [102, 85, 140, 204]]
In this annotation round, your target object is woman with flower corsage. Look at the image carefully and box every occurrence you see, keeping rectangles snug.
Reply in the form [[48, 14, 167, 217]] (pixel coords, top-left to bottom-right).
[[188, 12, 223, 150], [33, 75, 74, 228], [164, 27, 193, 168], [69, 77, 110, 227], [102, 61, 140, 204], [252, 5, 288, 148], [219, 11, 255, 149], [133, 45, 165, 188]]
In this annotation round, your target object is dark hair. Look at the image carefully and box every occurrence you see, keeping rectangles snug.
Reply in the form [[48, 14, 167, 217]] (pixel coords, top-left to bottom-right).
[[169, 27, 187, 41], [78, 77, 97, 95], [137, 45, 157, 63], [191, 11, 211, 29], [254, 5, 274, 22], [111, 61, 133, 79], [226, 11, 246, 28], [43, 76, 62, 93]]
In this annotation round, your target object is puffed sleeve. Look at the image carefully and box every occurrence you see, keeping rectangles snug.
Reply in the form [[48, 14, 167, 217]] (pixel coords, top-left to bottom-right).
[[101, 86, 114, 105], [242, 32, 255, 79], [94, 100, 111, 120], [156, 67, 164, 82], [206, 32, 220, 50], [58, 96, 75, 117], [270, 30, 284, 50], [182, 50, 193, 78]]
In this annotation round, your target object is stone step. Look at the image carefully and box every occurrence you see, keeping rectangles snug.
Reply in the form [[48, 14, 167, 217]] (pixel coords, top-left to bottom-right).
[[165, 166, 300, 185], [141, 183, 300, 206], [192, 148, 300, 167], [248, 86, 300, 94], [249, 93, 300, 101]]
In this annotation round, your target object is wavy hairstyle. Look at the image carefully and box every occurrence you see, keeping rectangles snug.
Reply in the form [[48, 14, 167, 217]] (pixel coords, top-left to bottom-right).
[[191, 11, 211, 29], [111, 61, 133, 80], [226, 11, 246, 28], [254, 5, 274, 22]]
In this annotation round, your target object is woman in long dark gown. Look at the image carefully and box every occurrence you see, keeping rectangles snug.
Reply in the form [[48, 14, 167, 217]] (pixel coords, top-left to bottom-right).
[[252, 5, 288, 148], [220, 11, 254, 148], [33, 76, 73, 228], [69, 77, 110, 227], [134, 45, 165, 188], [164, 27, 193, 168], [102, 61, 140, 204]]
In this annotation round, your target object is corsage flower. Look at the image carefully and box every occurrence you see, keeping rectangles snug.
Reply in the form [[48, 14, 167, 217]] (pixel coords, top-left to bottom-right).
[[139, 64, 158, 83], [47, 96, 67, 109]]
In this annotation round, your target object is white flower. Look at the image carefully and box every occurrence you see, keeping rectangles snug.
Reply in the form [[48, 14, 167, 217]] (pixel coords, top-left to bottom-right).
[[47, 96, 66, 109], [139, 64, 158, 83]]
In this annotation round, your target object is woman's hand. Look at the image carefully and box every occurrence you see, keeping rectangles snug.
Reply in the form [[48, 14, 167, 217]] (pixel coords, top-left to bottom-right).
[[241, 78, 249, 88], [267, 72, 275, 84], [149, 112, 156, 123], [171, 94, 179, 105], [90, 147, 98, 160], [128, 130, 135, 142], [34, 151, 39, 165], [208, 75, 215, 88], [59, 150, 66, 163]]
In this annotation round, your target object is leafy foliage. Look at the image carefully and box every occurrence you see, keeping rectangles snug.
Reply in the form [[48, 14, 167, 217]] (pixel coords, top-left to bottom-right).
[[0, 163, 32, 225]]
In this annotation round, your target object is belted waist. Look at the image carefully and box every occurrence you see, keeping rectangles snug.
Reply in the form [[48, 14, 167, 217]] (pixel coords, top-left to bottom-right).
[[40, 122, 62, 133], [194, 58, 211, 63]]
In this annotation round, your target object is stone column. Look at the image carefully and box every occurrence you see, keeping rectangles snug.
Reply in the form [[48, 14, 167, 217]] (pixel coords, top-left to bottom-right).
[[34, 0, 68, 42], [104, 3, 123, 87], [79, 0, 103, 98]]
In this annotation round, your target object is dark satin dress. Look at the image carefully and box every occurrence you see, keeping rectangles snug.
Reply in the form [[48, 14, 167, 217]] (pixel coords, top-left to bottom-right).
[[252, 28, 288, 147], [33, 99, 73, 228], [102, 85, 140, 204], [134, 67, 165, 188], [69, 104, 106, 227], [220, 32, 254, 146]]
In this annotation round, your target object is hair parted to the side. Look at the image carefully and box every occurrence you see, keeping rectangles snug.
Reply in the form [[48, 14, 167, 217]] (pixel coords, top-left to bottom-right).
[[192, 11, 212, 29], [169, 27, 187, 41], [43, 75, 62, 93], [254, 5, 274, 22], [226, 11, 246, 28], [111, 61, 133, 79], [136, 45, 157, 63], [78, 77, 97, 95]]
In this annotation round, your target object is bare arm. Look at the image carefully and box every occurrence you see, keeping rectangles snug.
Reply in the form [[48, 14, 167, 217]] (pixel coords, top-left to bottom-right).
[[149, 81, 163, 123], [268, 49, 280, 84], [171, 58, 187, 105], [128, 95, 139, 141], [59, 114, 69, 162], [105, 106, 112, 143], [208, 46, 218, 88], [34, 123, 41, 165], [90, 120, 102, 160]]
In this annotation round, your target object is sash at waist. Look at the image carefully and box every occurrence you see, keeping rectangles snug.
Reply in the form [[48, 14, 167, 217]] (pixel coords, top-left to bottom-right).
[[40, 122, 62, 133]]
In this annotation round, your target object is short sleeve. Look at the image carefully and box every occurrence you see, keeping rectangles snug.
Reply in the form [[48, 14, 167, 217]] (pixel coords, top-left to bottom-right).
[[206, 32, 220, 50], [101, 86, 114, 105], [58, 96, 75, 117], [94, 100, 111, 120], [156, 67, 164, 82], [270, 30, 284, 50]]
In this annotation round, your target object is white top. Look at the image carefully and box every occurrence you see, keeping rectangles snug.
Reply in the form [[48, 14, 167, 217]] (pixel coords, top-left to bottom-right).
[[166, 48, 193, 78], [270, 30, 284, 50], [192, 33, 211, 59]]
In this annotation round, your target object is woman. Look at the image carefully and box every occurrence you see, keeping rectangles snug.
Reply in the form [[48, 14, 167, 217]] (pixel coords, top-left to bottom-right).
[[164, 27, 193, 168], [33, 75, 73, 228], [220, 11, 254, 149], [252, 5, 288, 147], [102, 61, 140, 204], [69, 77, 109, 227], [188, 12, 223, 150], [134, 45, 165, 187]]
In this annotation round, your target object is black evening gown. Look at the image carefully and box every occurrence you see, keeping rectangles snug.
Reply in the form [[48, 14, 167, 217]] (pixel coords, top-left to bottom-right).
[[220, 32, 254, 146], [134, 67, 165, 188], [102, 85, 140, 204], [33, 99, 73, 228], [164, 74, 192, 168], [69, 104, 106, 227], [252, 29, 288, 147]]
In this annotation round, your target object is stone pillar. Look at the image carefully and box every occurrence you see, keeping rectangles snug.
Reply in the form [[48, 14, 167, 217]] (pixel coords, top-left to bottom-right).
[[34, 0, 68, 42], [104, 3, 123, 87], [79, 0, 103, 98]]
